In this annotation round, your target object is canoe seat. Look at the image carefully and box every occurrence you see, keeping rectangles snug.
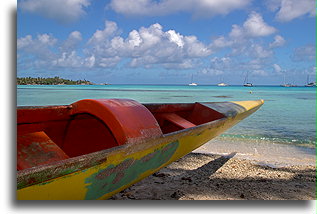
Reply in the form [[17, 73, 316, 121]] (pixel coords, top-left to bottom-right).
[[158, 113, 196, 129], [61, 99, 163, 157], [17, 131, 69, 170]]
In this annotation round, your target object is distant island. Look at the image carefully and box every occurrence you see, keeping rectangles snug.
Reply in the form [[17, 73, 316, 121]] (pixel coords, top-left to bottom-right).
[[17, 76, 95, 85]]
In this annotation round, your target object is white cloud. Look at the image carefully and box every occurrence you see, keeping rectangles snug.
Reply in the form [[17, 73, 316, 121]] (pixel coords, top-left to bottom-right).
[[207, 12, 280, 78], [85, 22, 212, 69], [212, 36, 233, 49], [109, 0, 251, 17], [269, 35, 286, 48], [18, 21, 213, 70], [199, 57, 234, 76], [37, 34, 57, 45], [252, 44, 273, 58], [210, 57, 232, 70], [212, 11, 277, 50], [266, 0, 315, 22], [292, 44, 316, 61], [17, 35, 33, 49], [200, 68, 224, 76], [52, 51, 96, 69], [60, 31, 82, 52], [88, 20, 120, 45], [211, 11, 278, 62], [53, 51, 82, 68], [273, 63, 282, 74], [166, 30, 184, 48], [200, 55, 275, 80], [99, 56, 121, 68], [228, 24, 245, 39], [19, 0, 90, 24], [17, 34, 57, 59], [242, 12, 276, 37], [18, 32, 94, 70], [84, 55, 96, 68], [138, 24, 164, 48], [183, 36, 211, 57], [127, 30, 142, 48], [252, 70, 268, 76]]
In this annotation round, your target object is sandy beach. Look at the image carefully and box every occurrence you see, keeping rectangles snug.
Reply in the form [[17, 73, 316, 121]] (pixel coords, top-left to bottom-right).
[[110, 151, 316, 200]]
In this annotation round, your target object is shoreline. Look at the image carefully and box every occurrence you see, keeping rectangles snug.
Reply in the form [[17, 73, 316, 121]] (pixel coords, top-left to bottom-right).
[[194, 136, 316, 167], [110, 152, 316, 200]]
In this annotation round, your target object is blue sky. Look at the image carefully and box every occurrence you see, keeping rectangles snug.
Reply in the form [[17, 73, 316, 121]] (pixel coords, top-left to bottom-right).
[[17, 0, 316, 85]]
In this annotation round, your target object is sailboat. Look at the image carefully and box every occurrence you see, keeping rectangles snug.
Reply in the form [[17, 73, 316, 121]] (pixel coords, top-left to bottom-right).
[[217, 82, 228, 86], [280, 73, 292, 87], [281, 72, 297, 87], [217, 76, 228, 86], [189, 74, 197, 86], [304, 75, 316, 87], [243, 72, 253, 87]]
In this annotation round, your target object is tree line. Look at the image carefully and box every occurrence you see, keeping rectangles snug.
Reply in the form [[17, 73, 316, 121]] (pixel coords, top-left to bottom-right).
[[17, 76, 94, 85]]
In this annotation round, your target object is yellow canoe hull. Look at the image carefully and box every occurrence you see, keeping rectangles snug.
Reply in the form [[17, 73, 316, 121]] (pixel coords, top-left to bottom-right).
[[17, 100, 263, 200]]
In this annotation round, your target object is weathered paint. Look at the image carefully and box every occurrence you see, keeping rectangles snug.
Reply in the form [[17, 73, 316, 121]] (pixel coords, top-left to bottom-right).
[[70, 99, 163, 145], [17, 132, 69, 170], [84, 141, 178, 199], [17, 116, 231, 200], [17, 121, 213, 200], [17, 100, 264, 200]]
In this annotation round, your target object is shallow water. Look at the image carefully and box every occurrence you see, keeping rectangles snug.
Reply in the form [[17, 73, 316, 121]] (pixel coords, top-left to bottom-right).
[[194, 136, 316, 167], [17, 84, 316, 149]]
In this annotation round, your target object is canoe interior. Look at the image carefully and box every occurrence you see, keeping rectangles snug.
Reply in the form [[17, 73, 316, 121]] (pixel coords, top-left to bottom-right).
[[17, 99, 226, 171]]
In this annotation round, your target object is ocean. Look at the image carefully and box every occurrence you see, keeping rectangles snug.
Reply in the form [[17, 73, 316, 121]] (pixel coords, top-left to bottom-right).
[[17, 85, 316, 166]]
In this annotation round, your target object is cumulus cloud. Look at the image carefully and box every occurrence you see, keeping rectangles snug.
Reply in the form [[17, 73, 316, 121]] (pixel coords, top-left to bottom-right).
[[252, 70, 268, 76], [211, 11, 279, 64], [242, 12, 276, 37], [88, 21, 120, 45], [269, 35, 286, 48], [199, 57, 231, 76], [200, 57, 272, 78], [226, 11, 276, 40], [266, 0, 315, 22], [60, 31, 82, 52], [212, 12, 277, 51], [291, 44, 316, 62], [200, 67, 224, 76], [53, 51, 82, 68], [273, 63, 282, 74], [85, 22, 212, 69], [17, 21, 212, 70], [203, 12, 282, 78], [19, 0, 90, 24], [17, 34, 57, 59], [17, 32, 94, 70], [251, 44, 274, 58], [109, 0, 251, 17], [17, 34, 59, 70]]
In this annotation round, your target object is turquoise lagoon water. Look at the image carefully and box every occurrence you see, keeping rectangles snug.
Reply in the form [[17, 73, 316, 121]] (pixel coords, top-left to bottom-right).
[[17, 84, 316, 148]]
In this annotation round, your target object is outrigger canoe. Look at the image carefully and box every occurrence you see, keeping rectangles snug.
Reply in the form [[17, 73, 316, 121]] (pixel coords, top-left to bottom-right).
[[17, 98, 263, 200]]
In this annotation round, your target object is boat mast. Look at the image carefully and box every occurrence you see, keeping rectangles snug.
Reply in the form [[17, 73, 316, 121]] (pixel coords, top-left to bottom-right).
[[283, 72, 286, 85], [306, 75, 309, 84], [244, 71, 248, 84]]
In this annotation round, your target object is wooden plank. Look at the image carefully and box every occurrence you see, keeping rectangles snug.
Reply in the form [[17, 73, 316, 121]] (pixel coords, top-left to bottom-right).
[[159, 113, 196, 129]]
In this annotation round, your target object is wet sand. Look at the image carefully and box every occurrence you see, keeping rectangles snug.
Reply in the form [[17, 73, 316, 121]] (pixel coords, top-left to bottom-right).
[[110, 152, 316, 200]]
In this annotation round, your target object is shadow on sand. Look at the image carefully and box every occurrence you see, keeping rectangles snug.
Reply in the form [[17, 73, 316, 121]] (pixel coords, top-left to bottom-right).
[[111, 152, 316, 201]]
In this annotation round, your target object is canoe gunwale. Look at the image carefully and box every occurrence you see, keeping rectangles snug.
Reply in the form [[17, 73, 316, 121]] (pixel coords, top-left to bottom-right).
[[17, 116, 229, 189]]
